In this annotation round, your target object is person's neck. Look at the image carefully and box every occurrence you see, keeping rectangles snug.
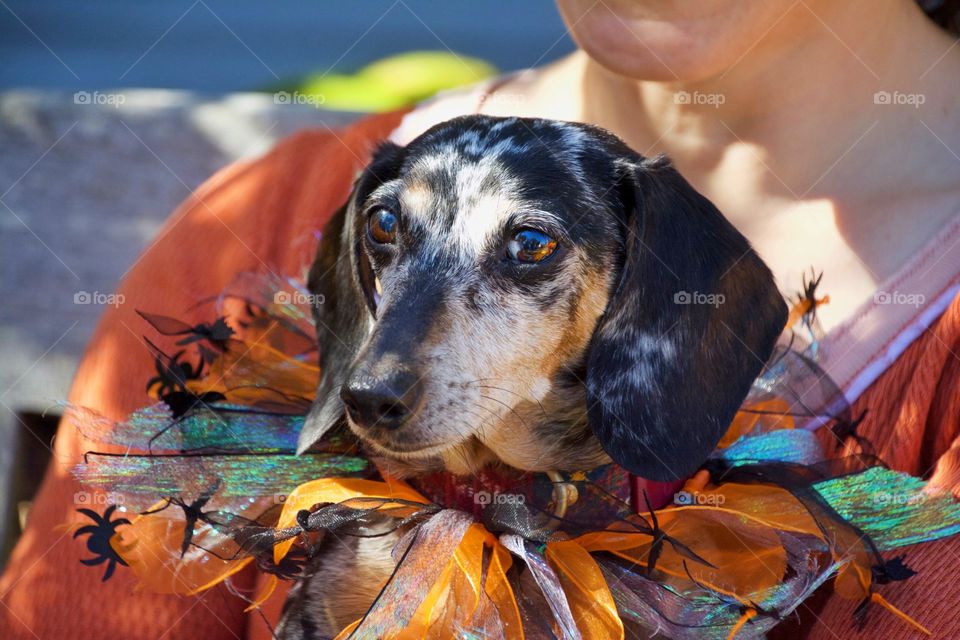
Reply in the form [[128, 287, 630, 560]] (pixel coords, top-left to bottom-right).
[[577, 1, 955, 198]]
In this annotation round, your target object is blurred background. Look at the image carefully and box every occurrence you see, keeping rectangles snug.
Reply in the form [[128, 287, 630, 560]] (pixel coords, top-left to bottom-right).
[[0, 0, 574, 563]]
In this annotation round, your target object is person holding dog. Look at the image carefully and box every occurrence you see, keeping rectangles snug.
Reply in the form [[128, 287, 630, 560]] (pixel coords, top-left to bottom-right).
[[3, 1, 959, 638]]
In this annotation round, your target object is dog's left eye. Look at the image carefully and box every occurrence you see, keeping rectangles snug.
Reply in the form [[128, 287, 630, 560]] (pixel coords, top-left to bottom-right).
[[506, 228, 557, 263], [368, 209, 398, 245]]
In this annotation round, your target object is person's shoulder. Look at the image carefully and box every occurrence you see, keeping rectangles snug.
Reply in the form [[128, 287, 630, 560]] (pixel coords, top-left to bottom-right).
[[269, 110, 410, 165], [179, 109, 410, 223]]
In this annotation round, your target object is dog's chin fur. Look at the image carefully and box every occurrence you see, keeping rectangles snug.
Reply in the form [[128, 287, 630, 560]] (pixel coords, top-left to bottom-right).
[[364, 436, 497, 478], [363, 432, 610, 479], [342, 412, 488, 477], [346, 375, 612, 478]]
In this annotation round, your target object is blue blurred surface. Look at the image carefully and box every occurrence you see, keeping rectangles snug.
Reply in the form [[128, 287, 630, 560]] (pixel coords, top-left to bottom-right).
[[0, 1, 574, 90]]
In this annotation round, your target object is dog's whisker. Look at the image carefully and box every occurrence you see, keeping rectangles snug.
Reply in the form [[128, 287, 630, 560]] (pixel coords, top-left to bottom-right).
[[460, 405, 492, 437], [463, 379, 549, 418], [475, 384, 548, 418], [444, 413, 481, 471], [479, 394, 529, 430], [469, 400, 507, 443], [456, 443, 475, 472], [469, 400, 500, 425]]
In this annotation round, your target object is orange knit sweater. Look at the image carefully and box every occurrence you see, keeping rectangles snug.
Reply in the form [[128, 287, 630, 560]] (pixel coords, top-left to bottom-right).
[[1, 111, 957, 639]]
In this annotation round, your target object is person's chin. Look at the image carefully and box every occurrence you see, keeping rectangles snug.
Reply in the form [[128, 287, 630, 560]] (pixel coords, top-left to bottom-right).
[[561, 0, 801, 83]]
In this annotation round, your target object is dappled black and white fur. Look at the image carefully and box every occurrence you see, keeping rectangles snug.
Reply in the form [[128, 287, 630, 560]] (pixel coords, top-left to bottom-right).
[[278, 115, 786, 636]]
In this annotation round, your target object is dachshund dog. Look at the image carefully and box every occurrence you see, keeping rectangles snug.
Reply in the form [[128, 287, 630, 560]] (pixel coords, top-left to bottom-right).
[[276, 115, 787, 637]]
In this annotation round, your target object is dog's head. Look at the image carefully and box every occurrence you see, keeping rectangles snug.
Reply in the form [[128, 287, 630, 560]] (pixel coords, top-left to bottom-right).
[[299, 115, 786, 481]]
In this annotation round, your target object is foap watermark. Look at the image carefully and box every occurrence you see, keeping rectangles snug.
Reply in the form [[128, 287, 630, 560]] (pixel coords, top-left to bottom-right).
[[873, 91, 925, 108], [74, 91, 126, 108], [873, 490, 927, 507], [273, 290, 325, 306], [74, 490, 125, 506], [874, 290, 925, 308], [674, 90, 725, 108], [273, 492, 319, 509], [674, 290, 725, 308], [478, 90, 527, 112], [274, 91, 326, 108], [74, 291, 125, 307], [673, 490, 725, 506], [474, 490, 525, 506]]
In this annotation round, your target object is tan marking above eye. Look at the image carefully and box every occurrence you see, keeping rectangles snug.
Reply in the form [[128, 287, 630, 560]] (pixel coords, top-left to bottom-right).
[[400, 182, 433, 212]]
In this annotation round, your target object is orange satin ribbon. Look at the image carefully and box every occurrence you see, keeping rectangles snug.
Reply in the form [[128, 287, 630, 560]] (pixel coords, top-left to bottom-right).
[[106, 461, 926, 637]]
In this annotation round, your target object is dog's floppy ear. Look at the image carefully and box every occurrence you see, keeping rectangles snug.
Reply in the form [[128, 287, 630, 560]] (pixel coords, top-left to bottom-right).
[[586, 156, 787, 481], [297, 142, 405, 453]]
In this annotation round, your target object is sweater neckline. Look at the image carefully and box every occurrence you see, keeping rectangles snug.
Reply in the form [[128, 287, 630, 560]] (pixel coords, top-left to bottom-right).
[[817, 213, 960, 403]]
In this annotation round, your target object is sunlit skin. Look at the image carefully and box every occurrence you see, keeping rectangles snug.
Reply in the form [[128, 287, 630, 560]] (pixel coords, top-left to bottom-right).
[[478, 0, 960, 331]]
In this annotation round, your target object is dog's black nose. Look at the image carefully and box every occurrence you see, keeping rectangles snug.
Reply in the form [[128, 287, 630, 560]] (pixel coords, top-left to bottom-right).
[[340, 368, 423, 431]]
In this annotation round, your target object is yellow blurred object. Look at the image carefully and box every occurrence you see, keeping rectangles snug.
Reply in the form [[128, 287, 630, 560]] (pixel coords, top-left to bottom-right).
[[300, 50, 497, 112]]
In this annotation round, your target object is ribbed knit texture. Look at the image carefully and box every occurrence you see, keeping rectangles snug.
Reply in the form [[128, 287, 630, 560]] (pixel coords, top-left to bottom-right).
[[779, 293, 960, 639]]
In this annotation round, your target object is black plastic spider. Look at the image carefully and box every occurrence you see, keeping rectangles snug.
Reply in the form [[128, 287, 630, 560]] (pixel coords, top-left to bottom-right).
[[74, 505, 131, 581], [638, 491, 712, 576], [793, 268, 829, 329], [142, 481, 221, 557], [143, 337, 225, 420], [137, 310, 235, 356], [829, 408, 878, 458], [145, 338, 205, 397]]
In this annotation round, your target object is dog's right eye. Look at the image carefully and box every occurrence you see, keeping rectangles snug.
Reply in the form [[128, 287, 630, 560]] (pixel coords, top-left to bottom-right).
[[506, 228, 558, 264], [368, 209, 398, 245]]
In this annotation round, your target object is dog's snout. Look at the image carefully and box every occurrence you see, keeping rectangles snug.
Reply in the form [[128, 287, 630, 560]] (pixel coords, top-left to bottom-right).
[[341, 367, 423, 431]]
